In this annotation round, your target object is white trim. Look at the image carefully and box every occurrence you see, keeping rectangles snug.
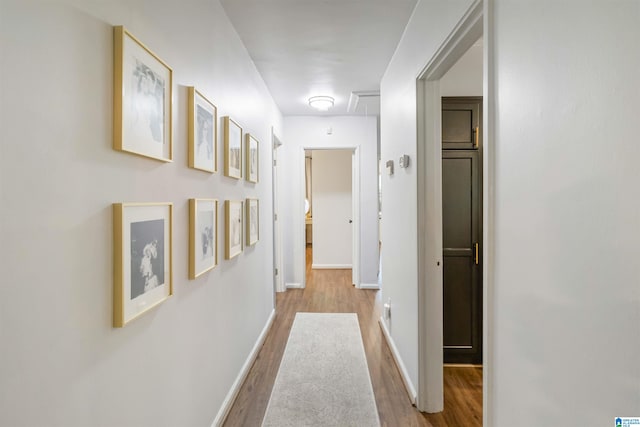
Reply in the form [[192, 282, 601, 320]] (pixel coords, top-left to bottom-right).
[[415, 0, 483, 413], [272, 128, 285, 293], [359, 283, 380, 290], [415, 78, 444, 414], [285, 282, 303, 289], [312, 264, 352, 270], [483, 1, 495, 426], [378, 317, 417, 404], [419, 0, 483, 81], [298, 146, 307, 289], [352, 147, 361, 287], [211, 309, 276, 427]]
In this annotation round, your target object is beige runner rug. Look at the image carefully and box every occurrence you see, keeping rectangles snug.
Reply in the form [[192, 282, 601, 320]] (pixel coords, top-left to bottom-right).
[[262, 312, 380, 426]]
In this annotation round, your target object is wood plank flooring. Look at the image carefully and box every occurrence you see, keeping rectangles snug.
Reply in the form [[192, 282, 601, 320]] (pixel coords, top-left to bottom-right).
[[223, 247, 482, 426]]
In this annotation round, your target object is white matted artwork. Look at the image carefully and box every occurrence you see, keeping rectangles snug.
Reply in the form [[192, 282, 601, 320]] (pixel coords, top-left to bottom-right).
[[223, 117, 242, 179], [188, 88, 217, 172], [189, 199, 218, 279], [113, 26, 172, 162], [246, 198, 259, 246], [225, 200, 243, 259], [113, 202, 173, 327], [246, 133, 259, 183]]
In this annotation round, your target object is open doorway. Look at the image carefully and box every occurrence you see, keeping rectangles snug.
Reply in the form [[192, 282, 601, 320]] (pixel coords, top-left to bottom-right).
[[303, 149, 356, 285], [441, 96, 483, 366], [414, 0, 483, 416], [440, 39, 483, 367]]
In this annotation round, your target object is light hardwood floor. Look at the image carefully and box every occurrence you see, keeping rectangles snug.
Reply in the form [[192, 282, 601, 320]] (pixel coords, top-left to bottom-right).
[[223, 247, 482, 426]]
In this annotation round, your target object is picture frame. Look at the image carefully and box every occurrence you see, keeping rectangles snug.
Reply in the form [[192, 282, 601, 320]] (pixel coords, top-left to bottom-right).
[[225, 200, 244, 259], [113, 202, 173, 327], [188, 87, 217, 172], [246, 198, 259, 246], [113, 26, 173, 162], [189, 199, 218, 279], [223, 117, 242, 179], [246, 133, 259, 183]]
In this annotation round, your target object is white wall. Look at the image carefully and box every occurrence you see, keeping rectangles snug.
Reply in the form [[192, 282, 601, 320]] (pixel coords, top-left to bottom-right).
[[380, 0, 475, 395], [0, 1, 282, 426], [312, 149, 353, 268], [488, 1, 640, 425], [383, 0, 640, 424], [282, 116, 378, 287], [440, 43, 482, 96]]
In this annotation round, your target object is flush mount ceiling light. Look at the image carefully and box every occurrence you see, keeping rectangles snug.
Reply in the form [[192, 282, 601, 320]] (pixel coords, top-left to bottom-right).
[[308, 96, 334, 111]]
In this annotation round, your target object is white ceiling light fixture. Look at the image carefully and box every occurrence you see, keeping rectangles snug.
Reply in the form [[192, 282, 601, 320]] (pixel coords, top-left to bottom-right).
[[308, 96, 334, 111]]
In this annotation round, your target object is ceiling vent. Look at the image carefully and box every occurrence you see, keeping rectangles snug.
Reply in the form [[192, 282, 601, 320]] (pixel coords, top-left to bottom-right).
[[347, 90, 380, 113]]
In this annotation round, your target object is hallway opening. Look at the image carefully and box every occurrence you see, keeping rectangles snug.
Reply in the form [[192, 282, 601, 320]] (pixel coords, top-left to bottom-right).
[[300, 147, 359, 288], [414, 0, 484, 414]]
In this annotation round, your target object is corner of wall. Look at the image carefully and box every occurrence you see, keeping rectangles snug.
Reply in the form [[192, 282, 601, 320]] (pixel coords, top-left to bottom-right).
[[378, 316, 417, 404], [211, 309, 276, 427]]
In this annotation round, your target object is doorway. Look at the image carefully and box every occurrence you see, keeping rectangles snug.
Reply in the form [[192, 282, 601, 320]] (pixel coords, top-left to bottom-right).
[[272, 129, 284, 294], [301, 148, 359, 287], [442, 97, 483, 365], [414, 0, 483, 413]]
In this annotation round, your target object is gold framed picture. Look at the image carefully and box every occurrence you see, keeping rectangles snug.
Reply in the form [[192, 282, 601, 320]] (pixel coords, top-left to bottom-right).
[[113, 202, 173, 327], [225, 200, 244, 259], [246, 198, 259, 246], [223, 117, 242, 179], [189, 199, 218, 279], [113, 26, 173, 162], [188, 87, 217, 172], [246, 133, 259, 183]]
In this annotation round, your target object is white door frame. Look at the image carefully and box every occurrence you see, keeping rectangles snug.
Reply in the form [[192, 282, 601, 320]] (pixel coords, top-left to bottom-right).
[[351, 148, 361, 287], [272, 128, 285, 293], [415, 0, 487, 415], [298, 146, 361, 288]]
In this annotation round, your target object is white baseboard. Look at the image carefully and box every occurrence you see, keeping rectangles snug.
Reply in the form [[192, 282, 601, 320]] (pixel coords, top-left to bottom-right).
[[311, 264, 352, 269], [359, 283, 380, 290], [285, 282, 303, 289], [211, 309, 276, 427], [378, 316, 417, 405]]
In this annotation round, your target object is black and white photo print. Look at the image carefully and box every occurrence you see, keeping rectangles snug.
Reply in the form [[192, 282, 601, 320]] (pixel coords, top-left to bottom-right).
[[130, 219, 165, 299]]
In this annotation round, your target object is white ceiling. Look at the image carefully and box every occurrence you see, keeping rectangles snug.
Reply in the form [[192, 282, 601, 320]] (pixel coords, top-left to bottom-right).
[[219, 0, 418, 116]]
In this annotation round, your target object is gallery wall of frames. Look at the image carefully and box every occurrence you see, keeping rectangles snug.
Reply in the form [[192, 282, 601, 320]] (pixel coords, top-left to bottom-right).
[[113, 26, 263, 327]]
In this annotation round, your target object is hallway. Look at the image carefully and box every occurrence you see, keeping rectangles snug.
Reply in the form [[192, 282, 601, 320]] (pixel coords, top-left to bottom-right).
[[223, 248, 482, 426]]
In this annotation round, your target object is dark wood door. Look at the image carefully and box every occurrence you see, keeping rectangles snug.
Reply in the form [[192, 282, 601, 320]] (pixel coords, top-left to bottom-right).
[[442, 98, 481, 150], [442, 97, 482, 365]]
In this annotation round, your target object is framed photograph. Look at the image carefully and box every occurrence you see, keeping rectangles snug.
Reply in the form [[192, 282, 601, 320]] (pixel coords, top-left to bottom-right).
[[113, 26, 173, 162], [223, 117, 242, 179], [246, 134, 259, 183], [113, 203, 173, 327], [246, 198, 259, 246], [188, 87, 217, 172], [225, 200, 244, 259], [189, 199, 218, 279]]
